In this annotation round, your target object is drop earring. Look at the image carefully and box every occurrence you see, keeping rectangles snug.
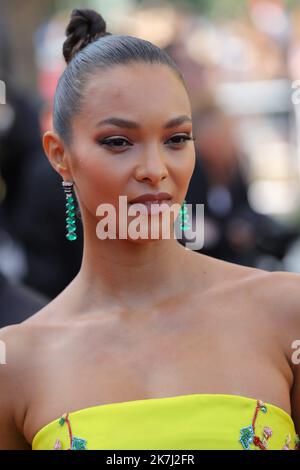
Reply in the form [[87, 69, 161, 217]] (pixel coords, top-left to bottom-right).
[[62, 181, 77, 241], [179, 199, 191, 231]]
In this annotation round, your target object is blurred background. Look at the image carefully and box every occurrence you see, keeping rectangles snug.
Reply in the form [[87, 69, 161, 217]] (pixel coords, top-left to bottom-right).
[[1, 0, 300, 326]]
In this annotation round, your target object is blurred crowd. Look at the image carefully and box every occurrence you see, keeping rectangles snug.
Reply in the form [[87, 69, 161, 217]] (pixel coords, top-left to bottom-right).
[[1, 0, 300, 327]]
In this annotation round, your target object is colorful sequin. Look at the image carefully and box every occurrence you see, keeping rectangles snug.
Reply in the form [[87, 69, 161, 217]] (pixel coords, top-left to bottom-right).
[[239, 424, 254, 450], [282, 433, 291, 450], [239, 400, 272, 450], [239, 399, 298, 450], [71, 436, 88, 450], [54, 412, 87, 450], [53, 438, 62, 450], [53, 399, 297, 451], [295, 434, 300, 449]]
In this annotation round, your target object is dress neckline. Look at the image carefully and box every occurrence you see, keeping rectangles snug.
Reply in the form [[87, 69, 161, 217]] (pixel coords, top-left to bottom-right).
[[31, 392, 295, 448]]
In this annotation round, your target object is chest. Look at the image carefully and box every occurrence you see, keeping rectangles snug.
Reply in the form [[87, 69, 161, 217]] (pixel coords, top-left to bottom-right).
[[23, 297, 292, 446], [31, 298, 288, 404]]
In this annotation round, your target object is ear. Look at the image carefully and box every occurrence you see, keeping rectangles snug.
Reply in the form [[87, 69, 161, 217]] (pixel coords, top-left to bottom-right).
[[42, 131, 73, 180]]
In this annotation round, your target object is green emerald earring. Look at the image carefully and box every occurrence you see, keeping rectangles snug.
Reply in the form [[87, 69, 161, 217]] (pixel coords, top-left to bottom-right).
[[62, 181, 77, 241], [180, 199, 191, 231]]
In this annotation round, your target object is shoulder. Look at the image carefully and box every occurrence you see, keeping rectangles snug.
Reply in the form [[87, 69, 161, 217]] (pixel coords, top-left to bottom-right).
[[0, 311, 71, 449], [229, 267, 300, 434], [220, 265, 300, 436], [252, 270, 300, 328], [0, 324, 35, 448], [229, 266, 300, 332], [0, 323, 33, 370], [0, 322, 42, 398], [195, 252, 272, 297], [243, 270, 300, 360], [265, 273, 300, 439], [211, 254, 300, 317], [0, 312, 66, 408], [202, 254, 300, 333]]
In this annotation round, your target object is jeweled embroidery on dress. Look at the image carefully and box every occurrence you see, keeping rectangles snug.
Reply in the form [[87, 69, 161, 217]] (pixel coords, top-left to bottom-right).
[[239, 399, 272, 450], [295, 434, 300, 449], [53, 438, 62, 450], [281, 433, 300, 450], [53, 412, 87, 450], [282, 433, 291, 450], [239, 399, 297, 450], [50, 399, 297, 451]]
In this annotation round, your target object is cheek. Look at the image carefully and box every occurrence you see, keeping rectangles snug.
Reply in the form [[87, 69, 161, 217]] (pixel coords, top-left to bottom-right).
[[169, 151, 196, 199], [183, 151, 196, 181], [72, 155, 127, 212]]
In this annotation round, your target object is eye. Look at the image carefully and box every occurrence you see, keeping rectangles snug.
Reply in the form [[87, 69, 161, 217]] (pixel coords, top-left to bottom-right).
[[166, 134, 196, 146], [99, 137, 132, 149], [97, 134, 196, 151]]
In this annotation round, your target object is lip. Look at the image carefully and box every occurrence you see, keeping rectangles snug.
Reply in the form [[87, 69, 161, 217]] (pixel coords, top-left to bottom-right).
[[129, 192, 172, 204]]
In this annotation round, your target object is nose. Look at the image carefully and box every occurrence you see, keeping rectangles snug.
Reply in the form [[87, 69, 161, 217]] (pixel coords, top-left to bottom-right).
[[134, 143, 169, 185]]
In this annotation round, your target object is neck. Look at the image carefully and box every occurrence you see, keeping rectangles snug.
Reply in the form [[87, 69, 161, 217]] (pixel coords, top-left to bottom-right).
[[71, 210, 200, 314]]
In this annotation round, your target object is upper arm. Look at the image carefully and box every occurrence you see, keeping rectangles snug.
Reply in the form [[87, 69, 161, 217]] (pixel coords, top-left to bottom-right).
[[0, 326, 31, 450], [274, 271, 300, 444]]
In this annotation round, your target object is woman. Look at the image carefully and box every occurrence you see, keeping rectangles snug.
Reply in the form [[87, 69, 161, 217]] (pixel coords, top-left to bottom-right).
[[0, 8, 299, 450]]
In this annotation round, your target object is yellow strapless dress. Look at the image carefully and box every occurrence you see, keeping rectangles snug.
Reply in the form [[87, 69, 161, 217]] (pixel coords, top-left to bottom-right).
[[31, 393, 299, 450]]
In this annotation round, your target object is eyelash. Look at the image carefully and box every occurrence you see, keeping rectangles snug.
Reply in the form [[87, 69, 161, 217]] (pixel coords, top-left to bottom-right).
[[98, 134, 196, 150]]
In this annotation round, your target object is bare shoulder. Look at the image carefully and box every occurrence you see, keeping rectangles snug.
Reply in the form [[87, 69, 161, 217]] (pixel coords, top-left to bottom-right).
[[240, 269, 300, 355], [0, 324, 36, 449], [257, 270, 300, 440], [0, 320, 50, 401], [0, 304, 71, 449], [231, 263, 300, 329], [196, 253, 300, 331], [0, 322, 38, 376], [204, 253, 300, 313], [192, 250, 272, 294], [207, 258, 300, 436], [215, 260, 300, 435], [250, 269, 300, 328]]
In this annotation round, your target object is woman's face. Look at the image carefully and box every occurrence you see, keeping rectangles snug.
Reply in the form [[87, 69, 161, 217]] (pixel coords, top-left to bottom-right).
[[51, 62, 195, 241]]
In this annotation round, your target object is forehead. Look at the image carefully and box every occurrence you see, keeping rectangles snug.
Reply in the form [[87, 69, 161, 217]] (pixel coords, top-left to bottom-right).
[[80, 62, 191, 124]]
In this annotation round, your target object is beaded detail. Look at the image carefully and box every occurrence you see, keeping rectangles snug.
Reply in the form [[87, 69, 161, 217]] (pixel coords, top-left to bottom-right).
[[53, 438, 62, 450], [239, 424, 254, 450], [52, 399, 297, 450], [239, 399, 298, 450], [281, 433, 300, 450], [62, 181, 77, 241], [71, 436, 88, 450], [282, 433, 291, 450], [54, 412, 87, 450], [239, 400, 272, 450], [179, 200, 191, 231], [295, 434, 300, 449]]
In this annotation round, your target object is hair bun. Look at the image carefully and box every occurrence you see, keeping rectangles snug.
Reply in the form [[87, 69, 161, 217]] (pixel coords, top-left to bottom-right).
[[63, 8, 111, 64]]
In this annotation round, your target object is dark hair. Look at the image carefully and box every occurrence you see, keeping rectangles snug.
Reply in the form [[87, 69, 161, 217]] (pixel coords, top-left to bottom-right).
[[53, 8, 187, 145]]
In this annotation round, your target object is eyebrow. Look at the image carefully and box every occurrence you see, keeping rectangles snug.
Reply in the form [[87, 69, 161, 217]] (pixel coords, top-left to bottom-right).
[[95, 115, 192, 129]]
